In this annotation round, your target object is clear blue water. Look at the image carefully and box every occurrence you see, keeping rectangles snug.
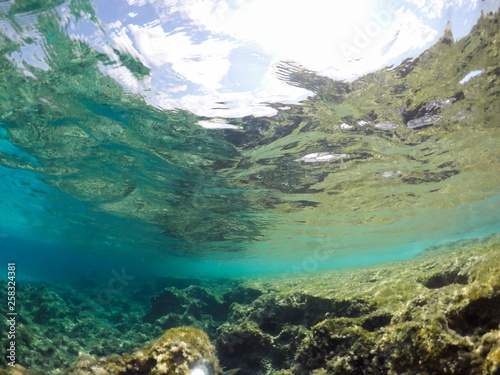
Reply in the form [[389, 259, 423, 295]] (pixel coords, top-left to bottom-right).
[[0, 0, 499, 284]]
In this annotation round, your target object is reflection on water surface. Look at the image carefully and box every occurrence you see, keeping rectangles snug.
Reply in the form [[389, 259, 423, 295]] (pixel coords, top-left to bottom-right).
[[0, 0, 499, 276]]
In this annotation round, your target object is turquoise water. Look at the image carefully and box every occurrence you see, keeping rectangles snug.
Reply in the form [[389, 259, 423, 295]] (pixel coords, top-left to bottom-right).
[[0, 0, 499, 283], [1, 1, 500, 374]]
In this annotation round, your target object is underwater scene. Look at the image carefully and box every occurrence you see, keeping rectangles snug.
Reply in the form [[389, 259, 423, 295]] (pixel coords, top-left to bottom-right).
[[0, 0, 500, 374]]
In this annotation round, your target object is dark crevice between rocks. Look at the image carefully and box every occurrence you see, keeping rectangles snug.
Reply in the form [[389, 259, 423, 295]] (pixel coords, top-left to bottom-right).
[[362, 313, 393, 332], [255, 295, 377, 336], [216, 323, 274, 369], [222, 285, 264, 305], [447, 294, 500, 336], [419, 269, 469, 289], [216, 294, 377, 374], [419, 269, 470, 289], [144, 283, 250, 339]]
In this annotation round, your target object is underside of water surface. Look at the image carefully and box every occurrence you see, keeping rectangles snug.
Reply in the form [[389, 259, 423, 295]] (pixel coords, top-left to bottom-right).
[[0, 1, 499, 282]]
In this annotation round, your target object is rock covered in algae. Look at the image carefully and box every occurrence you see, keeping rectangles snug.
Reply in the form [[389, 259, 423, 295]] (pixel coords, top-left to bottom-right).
[[216, 234, 500, 375], [0, 365, 41, 375], [62, 326, 222, 375]]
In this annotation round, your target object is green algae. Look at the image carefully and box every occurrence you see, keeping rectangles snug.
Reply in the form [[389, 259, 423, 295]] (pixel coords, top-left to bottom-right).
[[0, 0, 263, 251], [1, 327, 222, 375], [62, 326, 221, 375], [215, 233, 500, 374], [0, 275, 240, 373], [218, 11, 500, 257], [0, 235, 499, 374]]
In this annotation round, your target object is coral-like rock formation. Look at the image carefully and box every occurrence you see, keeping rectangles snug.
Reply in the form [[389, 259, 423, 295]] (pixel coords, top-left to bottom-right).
[[62, 326, 221, 375], [216, 234, 500, 374], [0, 326, 223, 375], [145, 284, 232, 339], [0, 364, 41, 375]]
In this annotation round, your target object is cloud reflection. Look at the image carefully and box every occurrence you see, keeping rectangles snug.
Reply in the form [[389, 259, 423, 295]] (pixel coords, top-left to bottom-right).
[[51, 0, 500, 117]]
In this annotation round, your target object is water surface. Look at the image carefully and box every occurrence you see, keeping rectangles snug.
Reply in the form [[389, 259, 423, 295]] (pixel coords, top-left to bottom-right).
[[0, 0, 499, 280]]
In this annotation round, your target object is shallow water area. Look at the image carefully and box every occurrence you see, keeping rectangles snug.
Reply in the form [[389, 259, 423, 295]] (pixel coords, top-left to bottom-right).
[[0, 0, 499, 374]]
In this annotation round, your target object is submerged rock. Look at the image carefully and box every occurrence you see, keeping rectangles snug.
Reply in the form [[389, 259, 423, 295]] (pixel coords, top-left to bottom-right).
[[62, 326, 221, 375], [216, 234, 500, 375], [407, 115, 442, 129], [145, 284, 230, 336], [1, 236, 499, 375]]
